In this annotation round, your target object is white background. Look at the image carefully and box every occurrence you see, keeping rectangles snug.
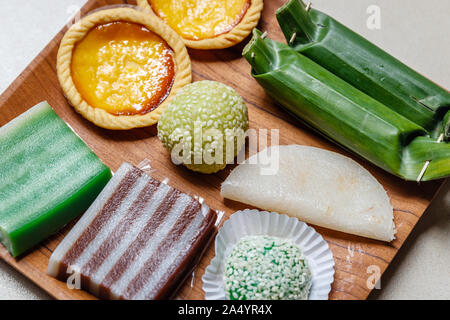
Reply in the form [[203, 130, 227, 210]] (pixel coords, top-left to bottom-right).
[[0, 0, 449, 299]]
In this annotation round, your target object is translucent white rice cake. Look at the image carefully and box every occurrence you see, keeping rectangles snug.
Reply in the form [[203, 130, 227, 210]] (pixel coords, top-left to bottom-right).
[[47, 162, 217, 299], [221, 145, 395, 241]]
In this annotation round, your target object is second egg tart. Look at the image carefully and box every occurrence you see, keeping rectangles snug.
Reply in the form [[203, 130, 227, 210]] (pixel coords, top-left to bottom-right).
[[137, 0, 264, 49], [57, 8, 191, 129]]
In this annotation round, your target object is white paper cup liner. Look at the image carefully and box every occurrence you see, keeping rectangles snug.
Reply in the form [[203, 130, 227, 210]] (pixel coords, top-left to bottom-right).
[[202, 209, 335, 300]]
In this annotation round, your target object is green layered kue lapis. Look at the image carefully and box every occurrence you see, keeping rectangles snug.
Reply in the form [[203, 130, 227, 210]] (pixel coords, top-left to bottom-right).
[[0, 102, 112, 257]]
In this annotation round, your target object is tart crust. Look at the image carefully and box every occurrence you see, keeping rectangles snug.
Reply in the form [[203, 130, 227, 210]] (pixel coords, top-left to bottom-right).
[[57, 8, 191, 130], [136, 0, 264, 49]]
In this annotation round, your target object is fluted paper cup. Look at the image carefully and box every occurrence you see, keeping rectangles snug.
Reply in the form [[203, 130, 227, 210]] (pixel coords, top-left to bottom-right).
[[202, 209, 335, 300]]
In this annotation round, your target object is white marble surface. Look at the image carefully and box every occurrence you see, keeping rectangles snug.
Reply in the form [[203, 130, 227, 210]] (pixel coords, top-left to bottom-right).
[[0, 0, 449, 300]]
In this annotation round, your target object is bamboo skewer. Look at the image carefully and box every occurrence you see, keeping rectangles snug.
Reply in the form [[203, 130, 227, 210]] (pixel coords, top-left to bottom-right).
[[416, 133, 445, 182], [289, 32, 297, 44], [305, 2, 312, 12]]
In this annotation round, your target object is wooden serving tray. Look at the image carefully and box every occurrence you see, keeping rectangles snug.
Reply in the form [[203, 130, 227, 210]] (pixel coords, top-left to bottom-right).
[[0, 0, 443, 300]]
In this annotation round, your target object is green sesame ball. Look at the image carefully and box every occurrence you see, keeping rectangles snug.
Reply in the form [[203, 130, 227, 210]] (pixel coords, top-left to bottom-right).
[[224, 236, 312, 300], [157, 81, 249, 174]]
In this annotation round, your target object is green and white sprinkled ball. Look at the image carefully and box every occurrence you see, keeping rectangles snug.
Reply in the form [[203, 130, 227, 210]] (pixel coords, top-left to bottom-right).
[[158, 81, 249, 174], [224, 235, 312, 300]]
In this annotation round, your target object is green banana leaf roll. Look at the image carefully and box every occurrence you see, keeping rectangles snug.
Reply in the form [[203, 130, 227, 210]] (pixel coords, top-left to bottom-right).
[[243, 30, 450, 181], [276, 0, 450, 139]]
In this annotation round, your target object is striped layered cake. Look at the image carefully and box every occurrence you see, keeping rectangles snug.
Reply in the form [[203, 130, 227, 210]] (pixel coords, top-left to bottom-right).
[[47, 162, 217, 300], [0, 101, 111, 257]]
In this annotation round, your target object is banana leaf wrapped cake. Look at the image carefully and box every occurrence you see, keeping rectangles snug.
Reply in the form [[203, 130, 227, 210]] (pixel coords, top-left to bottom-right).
[[243, 0, 450, 181]]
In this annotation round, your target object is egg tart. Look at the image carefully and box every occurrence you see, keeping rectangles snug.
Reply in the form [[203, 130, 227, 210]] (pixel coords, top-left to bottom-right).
[[136, 0, 264, 49], [57, 8, 191, 129]]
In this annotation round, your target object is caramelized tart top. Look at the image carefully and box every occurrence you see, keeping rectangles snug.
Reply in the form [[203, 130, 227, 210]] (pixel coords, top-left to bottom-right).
[[57, 8, 191, 130], [147, 0, 250, 41], [71, 21, 175, 116], [137, 0, 263, 49]]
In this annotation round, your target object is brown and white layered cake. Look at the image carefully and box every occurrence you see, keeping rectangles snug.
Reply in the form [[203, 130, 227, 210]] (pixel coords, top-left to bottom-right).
[[47, 162, 217, 300]]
